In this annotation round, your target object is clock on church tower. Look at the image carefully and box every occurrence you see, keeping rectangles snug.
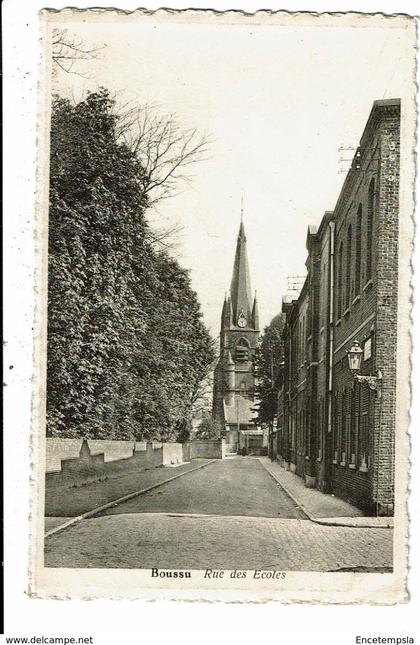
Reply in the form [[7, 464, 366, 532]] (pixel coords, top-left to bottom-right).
[[237, 311, 247, 328]]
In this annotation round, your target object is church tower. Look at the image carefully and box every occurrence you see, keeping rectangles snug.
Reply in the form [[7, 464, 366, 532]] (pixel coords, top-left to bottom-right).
[[212, 216, 263, 453]]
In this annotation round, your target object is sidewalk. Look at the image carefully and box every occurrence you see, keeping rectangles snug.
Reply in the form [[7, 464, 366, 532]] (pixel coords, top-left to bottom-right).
[[259, 457, 393, 528], [45, 458, 215, 535]]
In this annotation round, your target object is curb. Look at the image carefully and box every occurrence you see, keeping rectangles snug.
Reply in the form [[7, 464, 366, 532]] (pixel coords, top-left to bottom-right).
[[45, 459, 217, 539], [261, 461, 312, 522], [259, 460, 393, 529]]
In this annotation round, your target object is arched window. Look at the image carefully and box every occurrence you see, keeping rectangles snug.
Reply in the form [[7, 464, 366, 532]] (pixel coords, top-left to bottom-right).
[[345, 224, 352, 309], [337, 241, 343, 319], [366, 179, 375, 282], [355, 205, 362, 296], [235, 337, 249, 362]]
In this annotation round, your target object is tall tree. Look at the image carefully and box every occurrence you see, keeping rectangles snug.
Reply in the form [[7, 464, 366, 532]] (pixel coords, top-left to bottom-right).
[[52, 28, 105, 77], [116, 103, 211, 207], [195, 413, 220, 440], [252, 314, 286, 430], [47, 89, 215, 440]]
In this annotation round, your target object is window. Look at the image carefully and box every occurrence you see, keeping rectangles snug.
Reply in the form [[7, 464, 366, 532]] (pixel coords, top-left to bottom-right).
[[298, 410, 303, 455], [293, 326, 298, 378], [333, 394, 339, 461], [360, 415, 369, 469], [291, 409, 296, 450], [366, 179, 375, 282], [337, 242, 344, 319], [359, 384, 371, 469], [355, 205, 362, 296], [324, 262, 328, 327], [305, 409, 311, 459], [345, 411, 351, 463], [298, 320, 302, 365], [349, 385, 358, 466], [235, 338, 249, 362], [345, 224, 352, 309], [341, 390, 347, 464], [318, 398, 324, 460], [301, 314, 306, 364]]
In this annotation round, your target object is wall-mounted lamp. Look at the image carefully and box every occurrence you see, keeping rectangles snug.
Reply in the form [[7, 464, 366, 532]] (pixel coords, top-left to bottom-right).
[[346, 340, 382, 395]]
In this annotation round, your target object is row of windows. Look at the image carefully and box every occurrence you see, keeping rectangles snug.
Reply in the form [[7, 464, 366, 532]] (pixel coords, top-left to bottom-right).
[[287, 399, 326, 460], [289, 408, 309, 455], [336, 178, 375, 319], [286, 178, 376, 371], [281, 382, 372, 470], [288, 405, 319, 457], [333, 384, 371, 470]]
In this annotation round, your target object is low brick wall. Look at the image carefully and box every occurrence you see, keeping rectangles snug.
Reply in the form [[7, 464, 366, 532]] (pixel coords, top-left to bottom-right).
[[45, 437, 224, 493], [247, 447, 268, 456], [46, 438, 85, 473], [182, 442, 191, 462], [46, 439, 164, 491], [185, 439, 226, 460], [46, 438, 140, 472]]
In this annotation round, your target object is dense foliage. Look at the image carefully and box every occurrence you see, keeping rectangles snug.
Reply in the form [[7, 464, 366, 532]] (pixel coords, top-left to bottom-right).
[[194, 413, 220, 440], [252, 313, 286, 427], [47, 89, 215, 440]]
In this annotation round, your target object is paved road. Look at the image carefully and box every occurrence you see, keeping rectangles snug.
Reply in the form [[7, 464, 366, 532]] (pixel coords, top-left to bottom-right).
[[44, 456, 393, 571], [44, 513, 393, 571], [97, 456, 306, 519]]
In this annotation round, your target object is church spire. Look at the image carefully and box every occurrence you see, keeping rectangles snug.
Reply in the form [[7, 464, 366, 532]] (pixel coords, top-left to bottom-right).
[[221, 292, 233, 329], [229, 214, 253, 325], [221, 293, 227, 326], [252, 291, 260, 331]]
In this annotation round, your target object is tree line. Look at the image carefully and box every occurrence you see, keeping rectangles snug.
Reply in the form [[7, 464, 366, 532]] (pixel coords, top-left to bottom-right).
[[252, 313, 286, 431], [47, 88, 215, 441]]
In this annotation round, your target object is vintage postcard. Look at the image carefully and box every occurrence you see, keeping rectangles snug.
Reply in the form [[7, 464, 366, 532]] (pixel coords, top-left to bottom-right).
[[31, 8, 416, 603]]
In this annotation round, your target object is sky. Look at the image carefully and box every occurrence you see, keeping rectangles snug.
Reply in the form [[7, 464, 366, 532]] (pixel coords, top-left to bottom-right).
[[49, 11, 415, 335]]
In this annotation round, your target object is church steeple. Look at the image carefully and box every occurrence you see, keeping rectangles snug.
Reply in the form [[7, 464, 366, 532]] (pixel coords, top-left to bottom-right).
[[229, 217, 253, 326], [252, 291, 260, 331], [213, 207, 261, 447]]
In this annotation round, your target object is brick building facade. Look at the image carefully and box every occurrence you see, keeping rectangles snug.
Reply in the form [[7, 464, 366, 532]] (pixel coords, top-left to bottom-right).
[[272, 99, 400, 515]]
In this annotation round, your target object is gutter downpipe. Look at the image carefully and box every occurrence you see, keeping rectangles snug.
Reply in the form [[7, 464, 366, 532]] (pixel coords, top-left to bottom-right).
[[326, 220, 335, 490]]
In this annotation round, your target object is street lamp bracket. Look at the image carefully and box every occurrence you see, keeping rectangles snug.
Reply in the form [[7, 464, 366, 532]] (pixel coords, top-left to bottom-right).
[[353, 370, 383, 394]]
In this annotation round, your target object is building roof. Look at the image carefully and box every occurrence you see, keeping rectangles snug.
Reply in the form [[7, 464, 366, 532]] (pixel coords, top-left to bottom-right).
[[229, 220, 253, 322], [334, 99, 400, 218], [282, 293, 298, 306], [360, 98, 401, 151]]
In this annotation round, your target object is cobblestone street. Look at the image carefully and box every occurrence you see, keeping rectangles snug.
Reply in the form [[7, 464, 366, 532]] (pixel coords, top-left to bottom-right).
[[44, 512, 392, 571], [45, 457, 393, 571], [96, 457, 306, 519]]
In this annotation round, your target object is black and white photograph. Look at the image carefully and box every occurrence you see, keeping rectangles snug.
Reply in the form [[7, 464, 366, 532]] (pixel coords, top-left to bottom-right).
[[27, 8, 415, 602]]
